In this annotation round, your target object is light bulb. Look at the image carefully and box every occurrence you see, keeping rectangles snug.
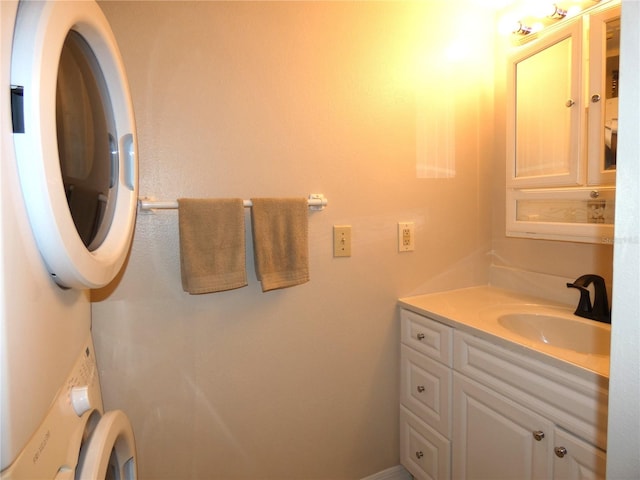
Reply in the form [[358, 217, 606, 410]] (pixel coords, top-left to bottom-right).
[[566, 5, 583, 17], [498, 13, 522, 35], [531, 22, 545, 33]]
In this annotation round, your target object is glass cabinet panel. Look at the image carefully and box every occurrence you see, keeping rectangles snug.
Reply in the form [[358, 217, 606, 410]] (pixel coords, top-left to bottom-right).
[[515, 194, 615, 225], [506, 187, 615, 244], [587, 8, 620, 185]]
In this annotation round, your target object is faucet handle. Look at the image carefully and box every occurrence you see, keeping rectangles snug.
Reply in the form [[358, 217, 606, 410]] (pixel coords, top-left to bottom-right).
[[566, 281, 589, 293], [566, 282, 593, 318]]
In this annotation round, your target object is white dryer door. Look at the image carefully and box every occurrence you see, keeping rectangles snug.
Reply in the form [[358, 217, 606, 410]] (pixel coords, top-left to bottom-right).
[[76, 410, 137, 480], [11, 0, 138, 289]]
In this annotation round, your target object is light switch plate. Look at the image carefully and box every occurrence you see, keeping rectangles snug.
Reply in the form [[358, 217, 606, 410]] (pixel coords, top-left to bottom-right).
[[333, 225, 352, 257]]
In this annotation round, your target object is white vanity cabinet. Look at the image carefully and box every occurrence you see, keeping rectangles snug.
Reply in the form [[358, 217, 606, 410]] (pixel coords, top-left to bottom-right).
[[506, 3, 620, 244], [399, 307, 608, 480], [453, 374, 607, 479]]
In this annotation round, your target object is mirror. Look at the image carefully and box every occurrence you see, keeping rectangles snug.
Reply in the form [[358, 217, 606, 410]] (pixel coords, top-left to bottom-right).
[[602, 18, 620, 172], [508, 20, 583, 189], [515, 36, 573, 180]]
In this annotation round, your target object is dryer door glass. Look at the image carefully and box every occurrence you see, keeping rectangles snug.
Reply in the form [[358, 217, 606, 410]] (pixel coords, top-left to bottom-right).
[[57, 30, 116, 251], [11, 0, 138, 289]]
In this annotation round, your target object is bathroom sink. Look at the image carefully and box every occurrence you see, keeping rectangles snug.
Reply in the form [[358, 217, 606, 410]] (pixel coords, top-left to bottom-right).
[[497, 311, 611, 355]]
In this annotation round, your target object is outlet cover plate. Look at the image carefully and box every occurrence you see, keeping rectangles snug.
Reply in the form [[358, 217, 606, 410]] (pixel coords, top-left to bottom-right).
[[398, 222, 415, 252]]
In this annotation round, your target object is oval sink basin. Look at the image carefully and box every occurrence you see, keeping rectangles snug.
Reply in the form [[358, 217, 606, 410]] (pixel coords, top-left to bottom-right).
[[498, 312, 610, 355]]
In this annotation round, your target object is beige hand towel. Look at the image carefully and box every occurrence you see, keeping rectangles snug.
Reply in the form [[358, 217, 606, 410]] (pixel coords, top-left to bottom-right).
[[178, 198, 247, 294], [250, 198, 309, 292]]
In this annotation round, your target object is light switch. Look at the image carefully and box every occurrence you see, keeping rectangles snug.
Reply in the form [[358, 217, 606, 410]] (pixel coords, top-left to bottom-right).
[[333, 225, 351, 257]]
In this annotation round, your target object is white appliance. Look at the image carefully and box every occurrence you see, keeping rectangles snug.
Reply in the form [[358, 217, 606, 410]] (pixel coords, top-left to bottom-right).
[[1, 0, 138, 478]]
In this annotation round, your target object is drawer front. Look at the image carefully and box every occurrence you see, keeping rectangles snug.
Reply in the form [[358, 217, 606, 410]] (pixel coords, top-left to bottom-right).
[[401, 309, 453, 366], [401, 345, 451, 436], [454, 331, 609, 450], [400, 405, 451, 480]]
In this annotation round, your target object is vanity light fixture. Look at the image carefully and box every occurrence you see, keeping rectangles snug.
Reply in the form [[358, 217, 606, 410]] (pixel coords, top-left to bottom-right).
[[503, 0, 603, 38], [513, 21, 533, 35], [544, 4, 568, 19]]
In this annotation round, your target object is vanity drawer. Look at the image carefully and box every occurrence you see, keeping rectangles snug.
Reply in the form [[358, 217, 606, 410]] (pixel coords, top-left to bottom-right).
[[400, 405, 451, 480], [401, 309, 453, 366], [401, 345, 451, 436]]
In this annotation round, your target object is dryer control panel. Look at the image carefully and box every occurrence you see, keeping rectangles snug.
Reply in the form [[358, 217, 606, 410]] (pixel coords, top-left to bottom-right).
[[0, 335, 104, 479], [66, 345, 101, 416]]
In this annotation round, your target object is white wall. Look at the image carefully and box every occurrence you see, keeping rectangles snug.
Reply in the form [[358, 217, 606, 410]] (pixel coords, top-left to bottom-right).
[[606, 0, 640, 476], [92, 2, 495, 478]]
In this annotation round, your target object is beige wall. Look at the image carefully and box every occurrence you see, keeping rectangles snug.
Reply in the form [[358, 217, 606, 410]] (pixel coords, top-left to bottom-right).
[[92, 2, 494, 478], [92, 1, 616, 478]]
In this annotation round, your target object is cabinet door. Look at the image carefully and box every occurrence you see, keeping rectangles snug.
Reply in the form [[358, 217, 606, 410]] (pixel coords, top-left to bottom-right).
[[553, 427, 606, 480], [452, 373, 553, 479], [587, 6, 620, 186], [508, 20, 583, 188]]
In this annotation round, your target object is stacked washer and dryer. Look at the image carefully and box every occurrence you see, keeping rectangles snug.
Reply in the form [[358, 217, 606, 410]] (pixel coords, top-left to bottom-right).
[[1, 1, 138, 478]]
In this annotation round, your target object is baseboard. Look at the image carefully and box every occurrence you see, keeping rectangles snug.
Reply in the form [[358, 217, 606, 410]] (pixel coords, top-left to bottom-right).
[[360, 465, 413, 480]]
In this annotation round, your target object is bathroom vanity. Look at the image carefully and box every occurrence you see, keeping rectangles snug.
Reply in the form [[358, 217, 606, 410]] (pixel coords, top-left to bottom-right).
[[398, 286, 609, 480]]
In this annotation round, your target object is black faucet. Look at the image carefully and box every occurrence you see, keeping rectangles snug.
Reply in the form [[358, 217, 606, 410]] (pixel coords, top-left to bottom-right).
[[566, 274, 611, 324]]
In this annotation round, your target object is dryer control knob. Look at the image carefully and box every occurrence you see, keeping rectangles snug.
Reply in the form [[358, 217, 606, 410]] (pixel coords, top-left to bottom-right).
[[70, 386, 93, 416]]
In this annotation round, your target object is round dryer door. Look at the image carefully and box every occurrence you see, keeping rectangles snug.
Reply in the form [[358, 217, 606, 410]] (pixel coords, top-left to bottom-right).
[[76, 410, 137, 480], [11, 0, 138, 289]]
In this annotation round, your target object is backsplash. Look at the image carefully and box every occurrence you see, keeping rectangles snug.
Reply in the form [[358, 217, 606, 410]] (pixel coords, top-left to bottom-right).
[[490, 264, 612, 307]]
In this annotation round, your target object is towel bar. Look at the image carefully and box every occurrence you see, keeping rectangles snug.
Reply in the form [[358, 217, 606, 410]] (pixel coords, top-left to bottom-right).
[[138, 193, 328, 211]]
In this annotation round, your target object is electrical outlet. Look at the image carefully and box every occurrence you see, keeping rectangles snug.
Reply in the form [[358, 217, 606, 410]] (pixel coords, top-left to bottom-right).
[[398, 222, 415, 252], [333, 225, 352, 257]]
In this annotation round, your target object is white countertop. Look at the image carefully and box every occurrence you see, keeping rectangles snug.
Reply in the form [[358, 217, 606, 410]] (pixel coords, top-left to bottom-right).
[[399, 285, 610, 380]]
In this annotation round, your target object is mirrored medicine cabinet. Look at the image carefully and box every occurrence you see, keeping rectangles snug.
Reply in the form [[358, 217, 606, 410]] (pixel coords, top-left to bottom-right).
[[506, 2, 620, 244]]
